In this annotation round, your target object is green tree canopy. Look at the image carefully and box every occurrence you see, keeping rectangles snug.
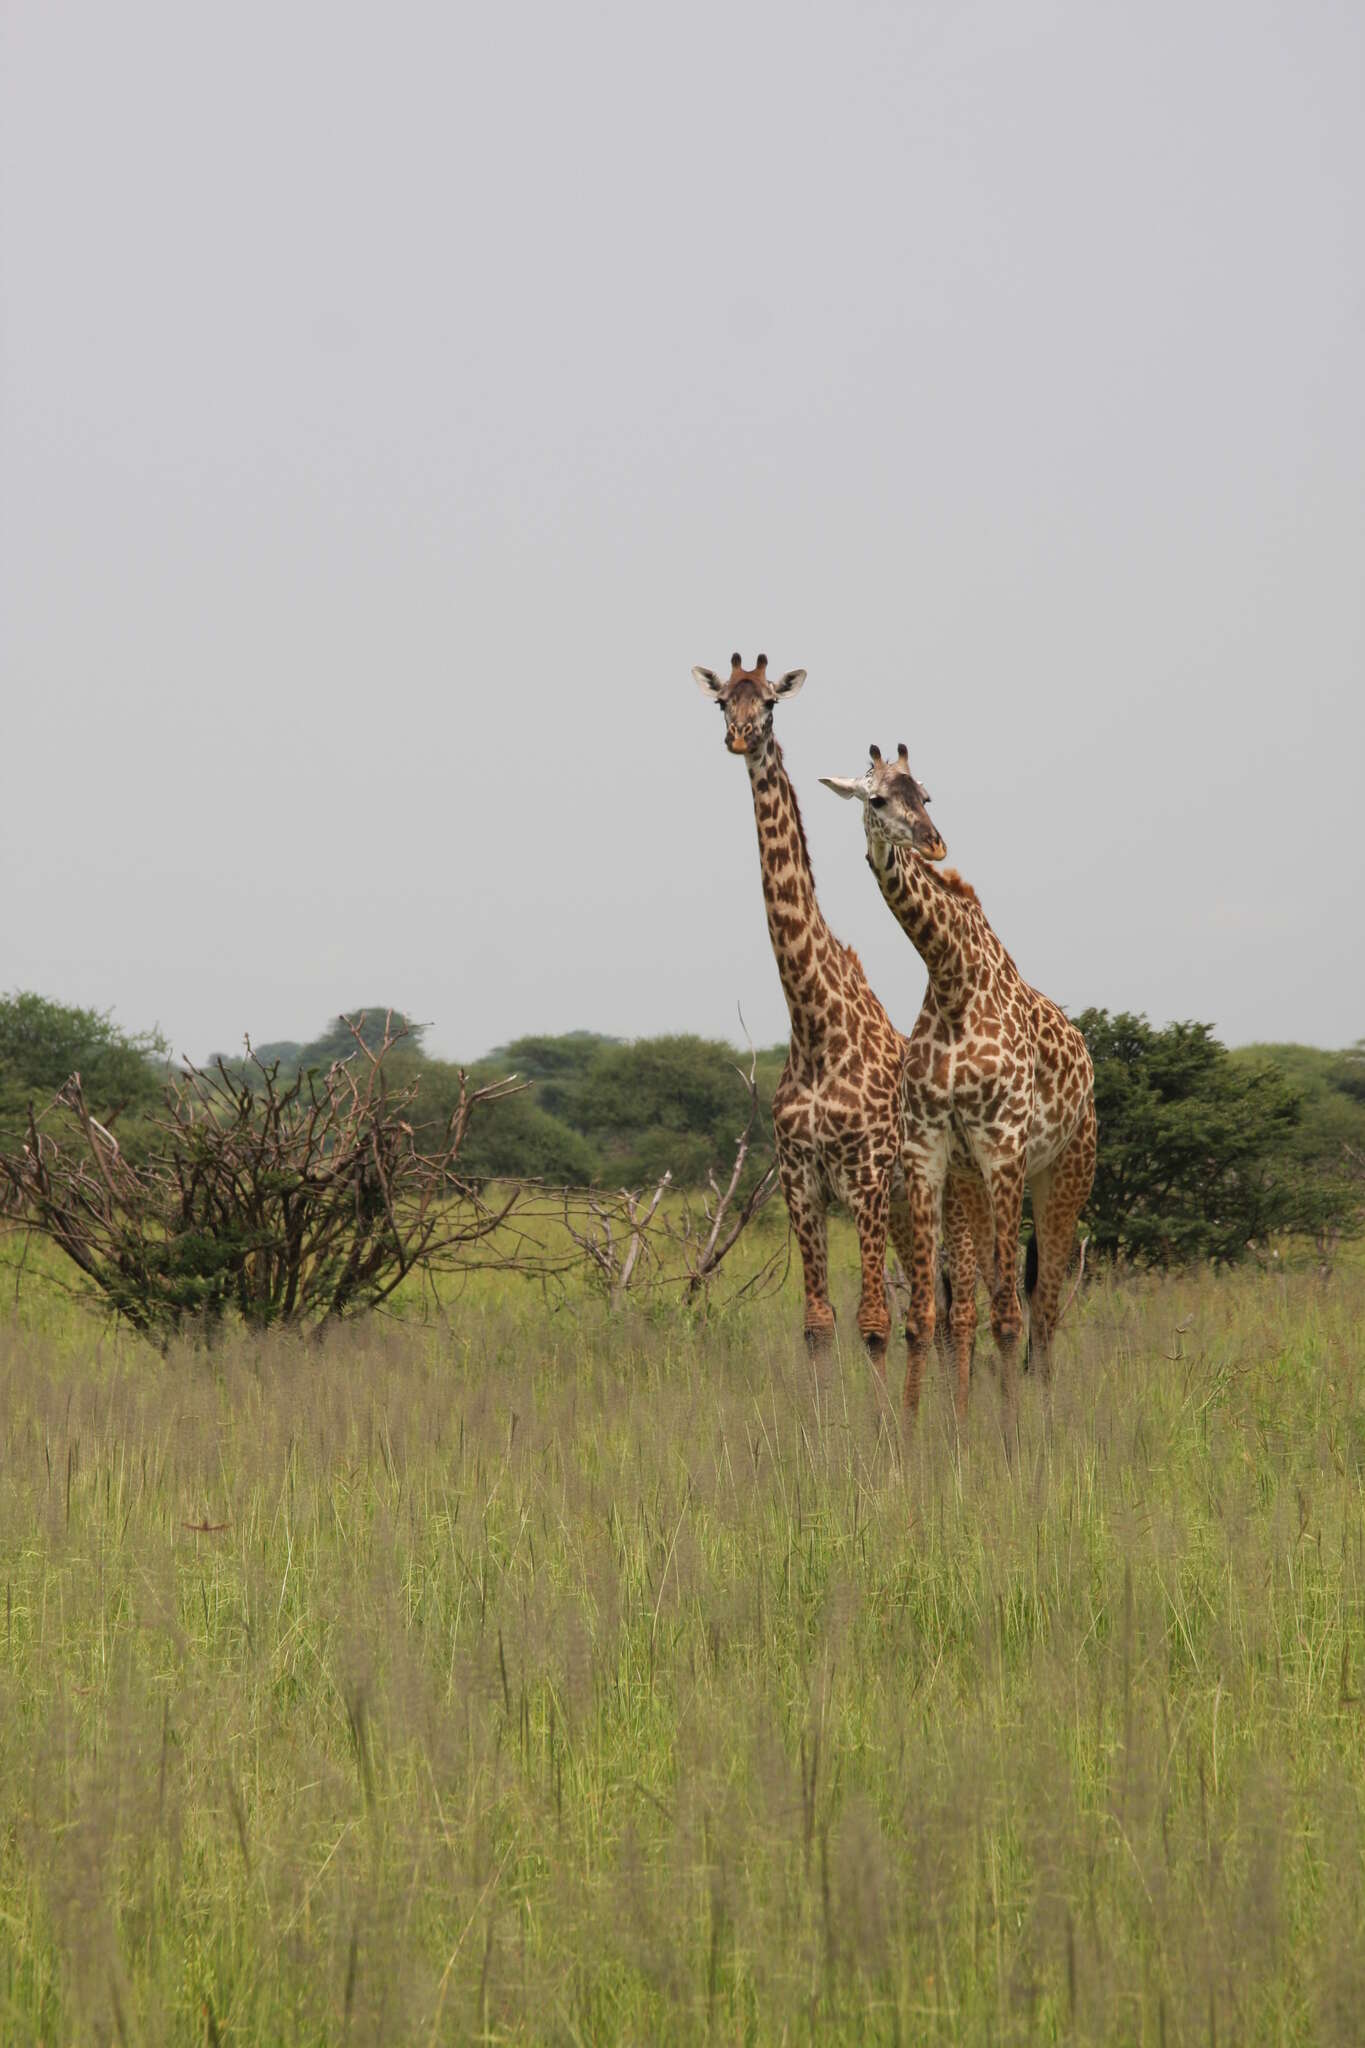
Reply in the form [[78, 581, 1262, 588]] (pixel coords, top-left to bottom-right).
[[451, 1083, 601, 1184], [1231, 1042, 1365, 1162], [1076, 1010, 1315, 1265], [573, 1034, 775, 1188], [1227, 1040, 1365, 1256], [0, 990, 167, 1149], [486, 1031, 622, 1124]]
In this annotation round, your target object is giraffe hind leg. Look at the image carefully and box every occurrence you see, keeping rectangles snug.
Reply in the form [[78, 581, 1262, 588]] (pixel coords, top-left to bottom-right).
[[900, 1161, 950, 1416], [1026, 1101, 1097, 1383], [890, 1170, 959, 1397]]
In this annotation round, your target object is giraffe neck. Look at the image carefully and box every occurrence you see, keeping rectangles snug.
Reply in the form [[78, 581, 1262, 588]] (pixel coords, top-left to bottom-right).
[[745, 736, 847, 1044], [864, 833, 1004, 1016]]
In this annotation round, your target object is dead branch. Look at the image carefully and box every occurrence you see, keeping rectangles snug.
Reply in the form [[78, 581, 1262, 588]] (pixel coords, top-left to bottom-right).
[[547, 1038, 783, 1312], [0, 1019, 535, 1345], [656, 1039, 782, 1300]]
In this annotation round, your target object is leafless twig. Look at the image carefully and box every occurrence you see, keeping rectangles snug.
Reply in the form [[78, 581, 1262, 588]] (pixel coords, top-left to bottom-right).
[[0, 1012, 534, 1345]]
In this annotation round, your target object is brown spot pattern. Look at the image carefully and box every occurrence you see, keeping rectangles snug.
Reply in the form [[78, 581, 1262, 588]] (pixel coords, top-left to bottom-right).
[[700, 660, 983, 1363], [858, 826, 1097, 1427]]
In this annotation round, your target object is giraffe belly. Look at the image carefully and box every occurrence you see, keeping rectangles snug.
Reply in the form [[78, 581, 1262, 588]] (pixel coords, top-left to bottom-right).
[[1024, 1098, 1090, 1178], [946, 1129, 976, 1174]]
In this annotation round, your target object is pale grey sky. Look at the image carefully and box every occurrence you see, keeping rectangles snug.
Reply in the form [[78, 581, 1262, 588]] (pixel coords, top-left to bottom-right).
[[2, 1, 1361, 1064]]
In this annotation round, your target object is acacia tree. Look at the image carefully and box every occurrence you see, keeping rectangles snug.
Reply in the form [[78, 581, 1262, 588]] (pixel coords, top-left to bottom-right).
[[0, 990, 167, 1153], [1076, 1009, 1325, 1266], [0, 1014, 529, 1345]]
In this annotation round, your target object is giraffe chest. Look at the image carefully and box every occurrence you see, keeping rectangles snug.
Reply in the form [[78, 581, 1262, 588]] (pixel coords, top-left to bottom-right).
[[920, 995, 1092, 1172], [901, 990, 1038, 1155], [772, 1042, 901, 1185]]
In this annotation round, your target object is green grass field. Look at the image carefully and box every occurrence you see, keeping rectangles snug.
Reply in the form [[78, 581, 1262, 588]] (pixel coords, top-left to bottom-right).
[[1, 1230, 1363, 2044]]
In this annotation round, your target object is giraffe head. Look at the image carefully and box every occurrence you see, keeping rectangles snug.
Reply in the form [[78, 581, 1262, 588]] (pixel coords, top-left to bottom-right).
[[820, 744, 948, 860], [692, 652, 807, 755]]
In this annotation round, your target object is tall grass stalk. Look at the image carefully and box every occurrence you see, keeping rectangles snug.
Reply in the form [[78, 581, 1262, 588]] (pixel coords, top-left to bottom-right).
[[0, 1248, 1362, 2042]]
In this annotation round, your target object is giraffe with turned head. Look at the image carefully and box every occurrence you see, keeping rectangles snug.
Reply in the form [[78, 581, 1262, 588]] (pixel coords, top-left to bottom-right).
[[823, 744, 1096, 1430], [692, 654, 978, 1362]]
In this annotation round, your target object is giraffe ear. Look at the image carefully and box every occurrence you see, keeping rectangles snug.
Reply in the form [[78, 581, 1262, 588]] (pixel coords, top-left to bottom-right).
[[772, 668, 806, 699], [819, 775, 868, 803], [692, 666, 725, 699]]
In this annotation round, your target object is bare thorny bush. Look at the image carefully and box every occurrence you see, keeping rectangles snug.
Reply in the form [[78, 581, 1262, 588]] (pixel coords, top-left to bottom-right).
[[0, 1018, 787, 1344], [0, 1013, 531, 1346]]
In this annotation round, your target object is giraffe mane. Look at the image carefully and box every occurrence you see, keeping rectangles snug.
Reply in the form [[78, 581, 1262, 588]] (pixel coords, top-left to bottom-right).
[[932, 866, 981, 910], [927, 860, 1023, 976]]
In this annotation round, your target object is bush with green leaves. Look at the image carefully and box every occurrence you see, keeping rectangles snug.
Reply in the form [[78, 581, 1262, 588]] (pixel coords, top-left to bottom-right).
[[0, 990, 167, 1156], [1074, 1009, 1360, 1266]]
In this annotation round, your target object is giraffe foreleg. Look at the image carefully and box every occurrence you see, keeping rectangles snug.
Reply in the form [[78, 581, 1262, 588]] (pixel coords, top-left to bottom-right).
[[941, 1173, 983, 1424], [849, 1162, 893, 1363], [899, 1156, 947, 1417], [777, 1147, 835, 1354]]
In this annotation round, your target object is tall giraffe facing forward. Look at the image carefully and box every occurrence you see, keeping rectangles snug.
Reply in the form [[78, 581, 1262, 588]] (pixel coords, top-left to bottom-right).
[[823, 746, 1095, 1428], [692, 655, 976, 1361]]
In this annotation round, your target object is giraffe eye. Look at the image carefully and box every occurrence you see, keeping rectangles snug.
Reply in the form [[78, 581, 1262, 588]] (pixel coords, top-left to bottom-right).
[[869, 796, 887, 810]]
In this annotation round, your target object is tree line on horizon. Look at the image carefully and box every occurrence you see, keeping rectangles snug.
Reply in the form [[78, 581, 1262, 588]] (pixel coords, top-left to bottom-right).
[[2, 989, 1362, 1271]]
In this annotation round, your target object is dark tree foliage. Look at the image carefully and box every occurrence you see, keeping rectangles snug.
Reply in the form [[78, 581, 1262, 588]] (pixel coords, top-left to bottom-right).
[[0, 991, 167, 1154], [486, 1032, 622, 1126], [1229, 1041, 1365, 1262], [1076, 1010, 1313, 1265], [1332, 1040, 1365, 1106], [574, 1035, 778, 1190], [424, 1073, 600, 1184], [443, 1031, 787, 1190], [1232, 1042, 1365, 1158]]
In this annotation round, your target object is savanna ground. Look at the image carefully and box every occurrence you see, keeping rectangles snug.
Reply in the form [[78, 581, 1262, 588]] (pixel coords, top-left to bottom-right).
[[1, 1222, 1363, 2045]]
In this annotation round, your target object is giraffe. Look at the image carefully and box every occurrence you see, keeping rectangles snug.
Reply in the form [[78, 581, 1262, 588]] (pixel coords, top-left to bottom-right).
[[822, 745, 1096, 1429], [692, 655, 977, 1363]]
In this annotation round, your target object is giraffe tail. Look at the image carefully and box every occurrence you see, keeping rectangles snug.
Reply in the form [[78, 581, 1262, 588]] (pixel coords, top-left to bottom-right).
[[1022, 1229, 1039, 1373], [934, 1261, 953, 1366]]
